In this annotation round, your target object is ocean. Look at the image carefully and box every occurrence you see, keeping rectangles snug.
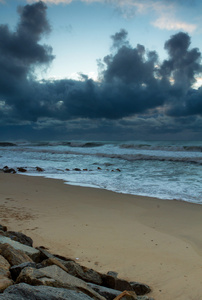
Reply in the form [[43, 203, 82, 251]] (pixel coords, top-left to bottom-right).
[[0, 140, 202, 204]]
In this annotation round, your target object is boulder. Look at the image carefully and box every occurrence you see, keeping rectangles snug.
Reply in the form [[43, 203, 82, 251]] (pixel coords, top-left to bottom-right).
[[113, 290, 137, 300], [10, 262, 37, 281], [0, 225, 7, 232], [0, 236, 40, 262], [0, 283, 94, 300], [130, 282, 151, 296], [101, 274, 133, 292], [16, 265, 105, 299], [0, 255, 10, 278], [63, 260, 102, 285], [88, 282, 121, 300], [36, 167, 44, 172], [0, 277, 13, 292], [0, 243, 33, 266], [74, 168, 81, 171], [0, 255, 13, 292], [107, 271, 118, 278], [3, 167, 16, 174], [4, 231, 33, 247], [17, 167, 27, 173]]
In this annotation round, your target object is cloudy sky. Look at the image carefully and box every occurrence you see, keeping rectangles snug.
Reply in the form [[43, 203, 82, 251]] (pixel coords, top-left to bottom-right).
[[0, 0, 202, 141]]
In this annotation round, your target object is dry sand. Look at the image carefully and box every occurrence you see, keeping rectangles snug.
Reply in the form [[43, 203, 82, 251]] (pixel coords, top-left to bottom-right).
[[0, 173, 202, 299]]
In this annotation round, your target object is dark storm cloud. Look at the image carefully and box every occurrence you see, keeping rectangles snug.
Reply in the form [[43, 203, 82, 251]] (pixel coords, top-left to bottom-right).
[[0, 3, 202, 140], [0, 1, 54, 98]]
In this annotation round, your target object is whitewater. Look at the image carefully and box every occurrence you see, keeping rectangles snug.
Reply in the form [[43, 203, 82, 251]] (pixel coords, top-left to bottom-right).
[[0, 140, 202, 204]]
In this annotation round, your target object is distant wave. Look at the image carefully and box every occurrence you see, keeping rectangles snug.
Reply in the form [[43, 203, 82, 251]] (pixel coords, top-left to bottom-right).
[[120, 144, 202, 152], [25, 141, 104, 148]]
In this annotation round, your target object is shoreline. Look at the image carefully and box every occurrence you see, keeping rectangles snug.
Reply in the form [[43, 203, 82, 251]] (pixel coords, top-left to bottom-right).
[[0, 173, 202, 299]]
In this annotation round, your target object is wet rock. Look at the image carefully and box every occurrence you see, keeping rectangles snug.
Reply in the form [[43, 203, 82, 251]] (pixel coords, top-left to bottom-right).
[[97, 167, 102, 170], [0, 236, 40, 262], [0, 243, 33, 266], [4, 231, 33, 247], [130, 282, 151, 295], [10, 262, 37, 281], [17, 167, 27, 173], [16, 265, 105, 299], [65, 168, 70, 171], [74, 168, 81, 171], [0, 283, 94, 300], [3, 167, 16, 174], [36, 166, 44, 172]]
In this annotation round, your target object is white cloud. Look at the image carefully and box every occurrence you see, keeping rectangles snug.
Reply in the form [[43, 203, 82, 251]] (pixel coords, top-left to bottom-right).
[[152, 16, 197, 33]]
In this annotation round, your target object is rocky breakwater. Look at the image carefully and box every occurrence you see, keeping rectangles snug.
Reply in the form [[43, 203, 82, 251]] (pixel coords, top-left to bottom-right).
[[0, 225, 154, 300]]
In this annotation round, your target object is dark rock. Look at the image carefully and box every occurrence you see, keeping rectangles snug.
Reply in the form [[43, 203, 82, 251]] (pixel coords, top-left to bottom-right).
[[65, 168, 70, 171], [0, 283, 94, 300], [83, 169, 88, 171], [10, 262, 37, 281], [0, 225, 7, 232], [107, 271, 118, 278], [16, 265, 105, 299], [5, 231, 33, 247], [88, 282, 121, 300], [63, 260, 102, 285], [17, 167, 27, 172], [0, 236, 40, 262], [74, 168, 81, 171], [3, 167, 16, 174], [97, 167, 102, 170], [36, 166, 44, 172], [101, 273, 133, 292], [130, 282, 151, 295], [0, 243, 33, 266], [116, 169, 121, 172]]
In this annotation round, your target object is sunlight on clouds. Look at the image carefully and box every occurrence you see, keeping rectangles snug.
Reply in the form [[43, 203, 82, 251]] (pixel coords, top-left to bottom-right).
[[153, 16, 196, 33]]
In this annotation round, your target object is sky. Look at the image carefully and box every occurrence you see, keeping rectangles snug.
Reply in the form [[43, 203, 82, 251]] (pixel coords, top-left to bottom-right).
[[0, 0, 202, 141]]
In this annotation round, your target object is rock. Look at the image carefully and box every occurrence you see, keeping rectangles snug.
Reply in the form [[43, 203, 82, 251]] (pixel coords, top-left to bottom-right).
[[114, 290, 137, 300], [101, 274, 133, 292], [17, 167, 27, 172], [107, 271, 118, 278], [74, 168, 81, 171], [63, 261, 102, 285], [0, 255, 11, 278], [0, 243, 33, 266], [0, 277, 13, 292], [130, 282, 151, 296], [0, 283, 94, 300], [0, 236, 40, 262], [16, 265, 105, 299], [116, 169, 121, 172], [36, 166, 44, 172], [0, 225, 7, 232], [5, 231, 33, 247], [10, 262, 37, 281], [3, 167, 16, 174], [97, 167, 102, 170], [65, 168, 70, 171], [88, 282, 121, 300]]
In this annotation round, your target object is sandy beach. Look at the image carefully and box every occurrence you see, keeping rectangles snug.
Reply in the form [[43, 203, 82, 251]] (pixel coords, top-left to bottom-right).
[[0, 173, 202, 299]]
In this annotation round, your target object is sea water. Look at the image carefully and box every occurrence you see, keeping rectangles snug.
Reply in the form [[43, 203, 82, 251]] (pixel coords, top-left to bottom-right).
[[0, 140, 202, 204]]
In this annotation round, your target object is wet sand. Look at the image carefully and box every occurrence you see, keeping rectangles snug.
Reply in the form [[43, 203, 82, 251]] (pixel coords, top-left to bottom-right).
[[0, 173, 202, 299]]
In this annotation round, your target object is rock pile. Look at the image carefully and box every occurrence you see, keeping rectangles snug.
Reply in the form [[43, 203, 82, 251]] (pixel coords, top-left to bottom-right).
[[0, 225, 154, 300]]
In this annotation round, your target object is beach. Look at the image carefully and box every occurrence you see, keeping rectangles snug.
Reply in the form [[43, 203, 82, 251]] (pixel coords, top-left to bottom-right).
[[0, 173, 202, 299]]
